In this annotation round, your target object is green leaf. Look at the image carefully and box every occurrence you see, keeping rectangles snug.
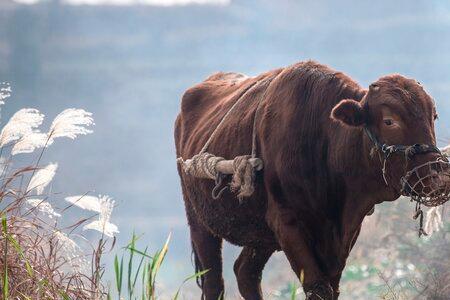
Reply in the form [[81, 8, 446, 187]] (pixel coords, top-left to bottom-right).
[[125, 246, 153, 259], [290, 282, 297, 300], [150, 233, 171, 300], [7, 233, 33, 277], [1, 215, 6, 235], [127, 231, 137, 299], [1, 214, 8, 300], [141, 262, 147, 300], [3, 267, 8, 300], [114, 254, 124, 297], [59, 290, 72, 300], [152, 233, 171, 278], [18, 292, 32, 300], [132, 246, 148, 291], [173, 269, 209, 300]]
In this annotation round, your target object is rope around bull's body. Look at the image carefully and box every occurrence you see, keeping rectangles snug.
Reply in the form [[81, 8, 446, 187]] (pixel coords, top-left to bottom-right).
[[177, 77, 272, 200], [199, 78, 268, 157]]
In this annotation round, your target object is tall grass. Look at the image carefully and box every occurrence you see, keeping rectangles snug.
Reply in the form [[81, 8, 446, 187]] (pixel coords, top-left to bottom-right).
[[0, 84, 204, 299], [0, 83, 105, 298], [109, 232, 207, 300]]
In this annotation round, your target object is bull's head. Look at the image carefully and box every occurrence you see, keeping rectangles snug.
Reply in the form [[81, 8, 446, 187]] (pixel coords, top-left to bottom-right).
[[331, 75, 450, 207]]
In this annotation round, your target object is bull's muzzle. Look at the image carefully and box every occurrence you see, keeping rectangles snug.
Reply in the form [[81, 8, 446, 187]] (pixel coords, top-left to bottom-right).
[[401, 158, 450, 207]]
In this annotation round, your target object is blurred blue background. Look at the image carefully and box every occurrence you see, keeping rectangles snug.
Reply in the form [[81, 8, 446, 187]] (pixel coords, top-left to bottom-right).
[[1, 0, 449, 297]]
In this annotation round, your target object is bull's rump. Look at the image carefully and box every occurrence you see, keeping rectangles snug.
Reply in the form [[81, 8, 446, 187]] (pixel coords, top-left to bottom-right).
[[175, 70, 280, 247]]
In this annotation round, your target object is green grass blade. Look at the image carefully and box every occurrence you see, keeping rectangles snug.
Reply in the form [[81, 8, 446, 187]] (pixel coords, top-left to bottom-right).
[[18, 292, 32, 300], [120, 255, 124, 294], [1, 215, 6, 234], [114, 254, 124, 297], [182, 269, 209, 284], [126, 246, 153, 259], [2, 214, 9, 300], [141, 262, 147, 300], [2, 268, 8, 300], [147, 263, 153, 299], [7, 233, 33, 277], [150, 233, 171, 300], [290, 282, 297, 300], [114, 255, 119, 293], [59, 290, 72, 300], [128, 232, 137, 299], [152, 233, 171, 277], [173, 269, 209, 300], [132, 246, 148, 291]]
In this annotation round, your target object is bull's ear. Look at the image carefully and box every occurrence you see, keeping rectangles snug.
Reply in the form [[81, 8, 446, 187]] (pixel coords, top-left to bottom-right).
[[331, 99, 366, 127]]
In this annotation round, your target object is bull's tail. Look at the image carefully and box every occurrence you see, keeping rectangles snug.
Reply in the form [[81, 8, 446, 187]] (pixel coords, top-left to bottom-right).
[[191, 242, 205, 300]]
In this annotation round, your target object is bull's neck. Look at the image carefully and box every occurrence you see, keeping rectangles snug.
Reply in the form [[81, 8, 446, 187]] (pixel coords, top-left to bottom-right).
[[328, 124, 399, 263], [330, 123, 398, 202]]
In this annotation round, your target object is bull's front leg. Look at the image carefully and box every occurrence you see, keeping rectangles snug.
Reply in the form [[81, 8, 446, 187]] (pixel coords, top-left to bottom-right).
[[266, 198, 334, 300]]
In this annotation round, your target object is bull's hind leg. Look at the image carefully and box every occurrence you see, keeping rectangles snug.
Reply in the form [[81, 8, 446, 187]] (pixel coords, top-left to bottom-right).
[[234, 246, 274, 300], [189, 218, 224, 300]]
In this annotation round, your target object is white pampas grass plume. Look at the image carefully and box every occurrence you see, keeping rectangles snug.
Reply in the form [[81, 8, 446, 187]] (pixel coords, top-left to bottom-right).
[[0, 108, 44, 147], [65, 195, 103, 212], [0, 82, 11, 105], [53, 231, 89, 273], [54, 231, 79, 256], [0, 156, 8, 177], [49, 108, 94, 140], [424, 207, 444, 236], [11, 108, 94, 155], [84, 220, 119, 238], [27, 198, 61, 218], [27, 163, 58, 195], [11, 132, 52, 155], [70, 195, 119, 237]]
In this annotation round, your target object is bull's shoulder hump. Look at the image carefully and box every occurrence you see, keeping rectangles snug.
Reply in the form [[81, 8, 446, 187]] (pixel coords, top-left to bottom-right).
[[180, 73, 253, 114], [204, 71, 249, 83], [179, 81, 216, 114]]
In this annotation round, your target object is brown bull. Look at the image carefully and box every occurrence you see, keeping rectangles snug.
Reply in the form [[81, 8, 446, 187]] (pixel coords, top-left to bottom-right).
[[174, 61, 448, 299]]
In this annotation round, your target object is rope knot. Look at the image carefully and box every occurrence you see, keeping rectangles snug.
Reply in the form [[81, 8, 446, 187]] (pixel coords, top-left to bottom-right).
[[178, 153, 225, 179], [230, 155, 256, 200]]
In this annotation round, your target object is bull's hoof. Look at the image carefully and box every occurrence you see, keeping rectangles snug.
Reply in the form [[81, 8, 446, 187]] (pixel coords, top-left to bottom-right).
[[305, 282, 334, 300]]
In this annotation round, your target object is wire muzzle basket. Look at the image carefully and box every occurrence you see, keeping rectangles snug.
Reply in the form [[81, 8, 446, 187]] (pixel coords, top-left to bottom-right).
[[401, 158, 450, 207]]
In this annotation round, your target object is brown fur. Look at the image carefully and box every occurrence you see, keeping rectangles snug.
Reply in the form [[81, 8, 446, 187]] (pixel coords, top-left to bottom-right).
[[174, 61, 439, 299]]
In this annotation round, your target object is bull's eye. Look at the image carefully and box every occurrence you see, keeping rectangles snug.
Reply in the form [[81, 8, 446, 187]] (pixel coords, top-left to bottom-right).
[[383, 119, 394, 126]]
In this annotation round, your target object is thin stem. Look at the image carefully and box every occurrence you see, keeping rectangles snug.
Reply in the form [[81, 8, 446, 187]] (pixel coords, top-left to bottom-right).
[[25, 131, 54, 193]]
